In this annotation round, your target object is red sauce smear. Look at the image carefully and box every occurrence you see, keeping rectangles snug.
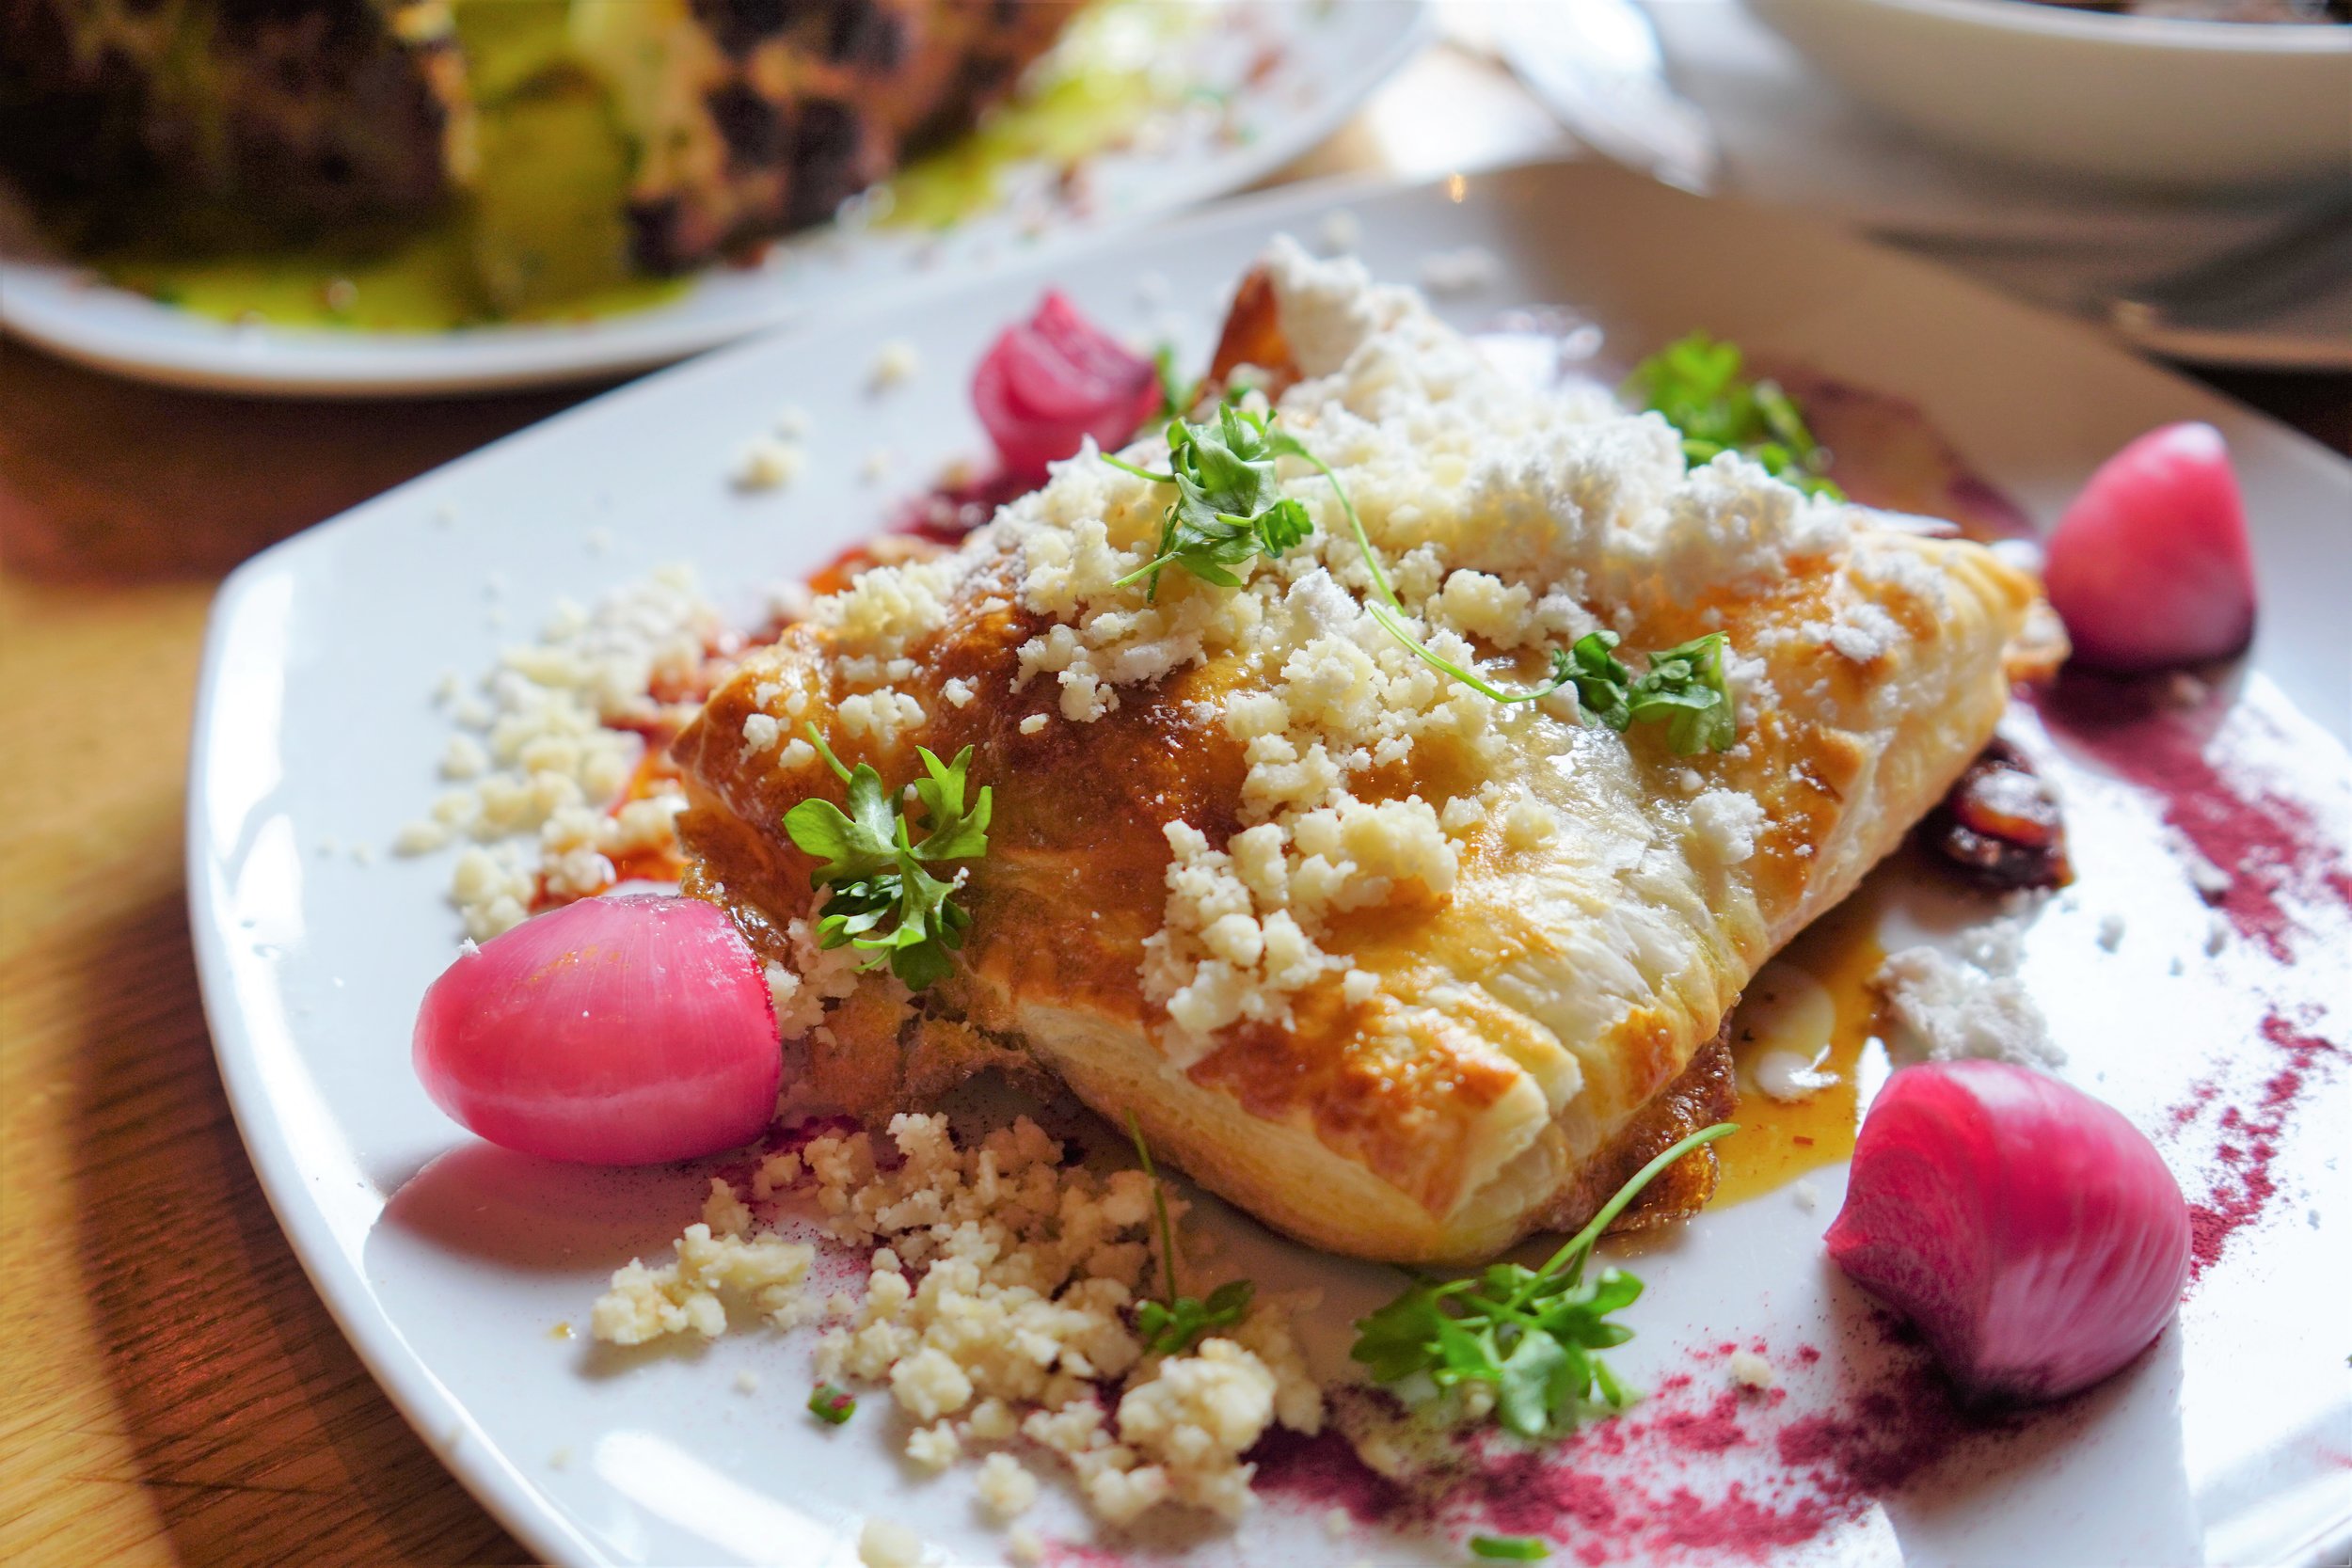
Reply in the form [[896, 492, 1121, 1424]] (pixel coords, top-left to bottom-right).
[[1250, 1329, 2072, 1566], [2168, 1009, 2344, 1280], [2032, 673, 2352, 962], [2026, 672, 2349, 1281]]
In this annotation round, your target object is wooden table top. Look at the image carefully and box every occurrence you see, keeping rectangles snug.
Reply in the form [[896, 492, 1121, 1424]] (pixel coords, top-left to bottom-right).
[[2, 49, 2344, 1568]]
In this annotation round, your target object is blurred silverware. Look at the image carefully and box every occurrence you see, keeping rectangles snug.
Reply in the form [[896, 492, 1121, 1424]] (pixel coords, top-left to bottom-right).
[[2106, 190, 2352, 367], [1487, 0, 1721, 195]]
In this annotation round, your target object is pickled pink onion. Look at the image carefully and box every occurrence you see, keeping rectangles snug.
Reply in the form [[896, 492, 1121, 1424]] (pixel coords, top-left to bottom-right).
[[973, 291, 1162, 483], [2042, 421, 2255, 672], [1825, 1060, 2189, 1405], [412, 895, 779, 1164]]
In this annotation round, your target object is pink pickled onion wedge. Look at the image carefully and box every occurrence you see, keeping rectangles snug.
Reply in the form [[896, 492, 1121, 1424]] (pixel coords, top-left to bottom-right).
[[1825, 1060, 2190, 1405], [413, 895, 780, 1164], [973, 290, 1162, 483], [2042, 420, 2255, 672]]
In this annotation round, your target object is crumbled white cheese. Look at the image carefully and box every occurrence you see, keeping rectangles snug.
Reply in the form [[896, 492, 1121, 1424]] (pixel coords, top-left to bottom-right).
[[393, 820, 451, 855], [1792, 1180, 1820, 1212], [1140, 802, 1457, 1060], [975, 1451, 1041, 1519], [439, 734, 488, 780], [1727, 1350, 1775, 1389], [1007, 1527, 1045, 1566], [1502, 798, 1558, 849], [1019, 713, 1049, 736], [1871, 920, 2060, 1068], [740, 711, 782, 761], [837, 688, 928, 745], [1315, 208, 1361, 256], [820, 556, 955, 670], [589, 1218, 816, 1345], [762, 915, 868, 1039], [1689, 789, 1764, 865], [402, 567, 713, 938], [598, 1115, 1320, 1528], [858, 1517, 924, 1568], [870, 340, 921, 390], [733, 1369, 760, 1395], [905, 1420, 961, 1470], [736, 436, 805, 491], [2096, 912, 2125, 952]]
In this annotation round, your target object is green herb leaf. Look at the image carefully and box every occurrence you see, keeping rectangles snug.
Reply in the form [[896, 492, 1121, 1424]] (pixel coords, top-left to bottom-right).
[[1126, 1112, 1258, 1356], [1470, 1535, 1552, 1560], [1563, 630, 1739, 755], [1348, 1123, 1738, 1439], [782, 729, 991, 990], [1627, 633, 1737, 755], [1565, 631, 1637, 731], [808, 1383, 856, 1424], [1626, 332, 1842, 499], [1112, 402, 1323, 599], [1152, 342, 1197, 424]]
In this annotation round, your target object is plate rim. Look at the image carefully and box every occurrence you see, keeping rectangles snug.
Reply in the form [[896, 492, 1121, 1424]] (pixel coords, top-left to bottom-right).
[[186, 154, 2352, 1568], [2, 0, 1433, 400]]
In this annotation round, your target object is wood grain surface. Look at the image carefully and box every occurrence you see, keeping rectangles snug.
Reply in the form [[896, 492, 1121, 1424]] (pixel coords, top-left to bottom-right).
[[1, 52, 2344, 1568]]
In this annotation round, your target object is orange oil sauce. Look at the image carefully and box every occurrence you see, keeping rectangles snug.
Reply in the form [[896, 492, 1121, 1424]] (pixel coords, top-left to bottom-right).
[[1710, 894, 1889, 1206]]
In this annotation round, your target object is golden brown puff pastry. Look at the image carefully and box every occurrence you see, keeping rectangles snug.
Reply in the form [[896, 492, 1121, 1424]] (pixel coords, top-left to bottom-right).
[[672, 239, 2058, 1264]]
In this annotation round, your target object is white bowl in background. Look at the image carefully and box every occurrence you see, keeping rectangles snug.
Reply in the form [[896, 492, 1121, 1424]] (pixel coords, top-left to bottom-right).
[[1741, 0, 2352, 193]]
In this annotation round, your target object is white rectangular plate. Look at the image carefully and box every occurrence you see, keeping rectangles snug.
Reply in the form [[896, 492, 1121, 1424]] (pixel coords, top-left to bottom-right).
[[189, 160, 2352, 1567]]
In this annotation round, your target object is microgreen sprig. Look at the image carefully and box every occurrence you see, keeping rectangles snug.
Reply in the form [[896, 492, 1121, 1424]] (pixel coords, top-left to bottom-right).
[[1470, 1537, 1551, 1561], [1107, 402, 1315, 600], [1104, 399, 1740, 750], [781, 727, 992, 990], [1626, 332, 1842, 499], [1126, 1111, 1255, 1356], [1563, 629, 1738, 756], [1350, 1122, 1737, 1440], [1151, 342, 1200, 425]]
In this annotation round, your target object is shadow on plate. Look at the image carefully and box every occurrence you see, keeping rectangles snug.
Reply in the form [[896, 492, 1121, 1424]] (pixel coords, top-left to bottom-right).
[[60, 885, 530, 1563], [378, 1138, 717, 1275]]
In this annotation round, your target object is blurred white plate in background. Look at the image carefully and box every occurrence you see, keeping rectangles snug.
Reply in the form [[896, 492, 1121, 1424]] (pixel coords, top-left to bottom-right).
[[0, 1, 1427, 398], [1482, 0, 2352, 368]]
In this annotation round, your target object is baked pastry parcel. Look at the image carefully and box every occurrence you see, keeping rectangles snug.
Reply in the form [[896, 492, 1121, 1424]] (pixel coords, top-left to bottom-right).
[[673, 240, 2058, 1264]]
